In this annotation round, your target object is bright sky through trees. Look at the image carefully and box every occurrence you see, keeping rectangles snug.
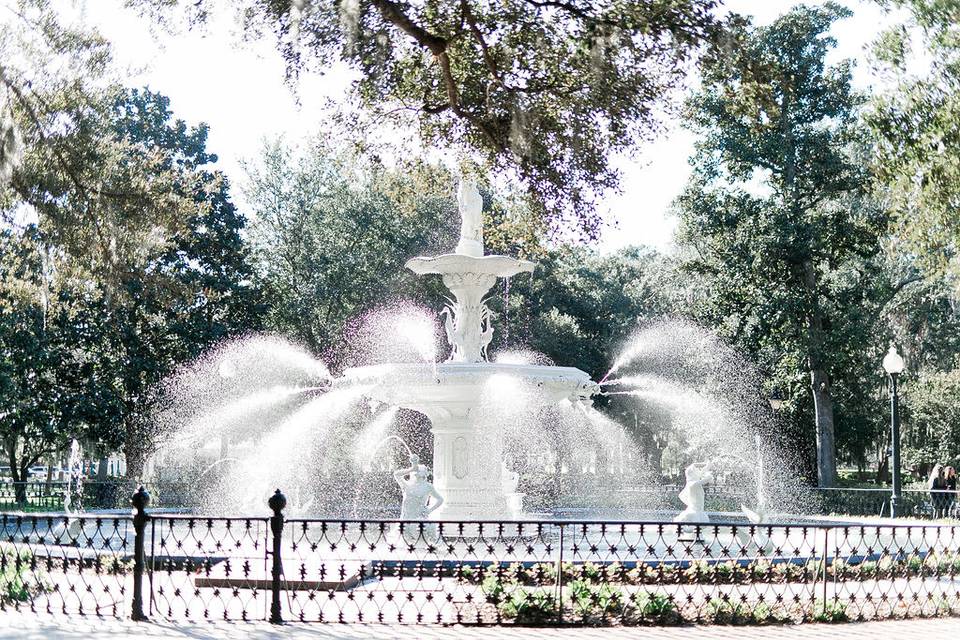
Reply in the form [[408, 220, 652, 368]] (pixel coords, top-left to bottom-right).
[[77, 0, 896, 252]]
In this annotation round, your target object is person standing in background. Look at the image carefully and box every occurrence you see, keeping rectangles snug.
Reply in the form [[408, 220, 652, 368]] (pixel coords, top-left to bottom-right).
[[944, 466, 958, 518]]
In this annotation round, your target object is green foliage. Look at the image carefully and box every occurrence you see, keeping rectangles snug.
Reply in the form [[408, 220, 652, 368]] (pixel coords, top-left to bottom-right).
[[630, 591, 677, 623], [0, 546, 51, 604], [674, 3, 891, 485], [869, 0, 960, 284], [1, 3, 208, 283], [0, 87, 259, 481], [901, 369, 960, 473], [489, 245, 679, 380], [481, 573, 506, 604], [0, 226, 110, 493], [244, 140, 452, 358], [500, 588, 557, 624], [130, 0, 719, 239], [707, 597, 751, 624], [813, 598, 848, 622]]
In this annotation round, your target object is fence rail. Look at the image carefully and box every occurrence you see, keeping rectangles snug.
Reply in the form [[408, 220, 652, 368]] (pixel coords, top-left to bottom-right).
[[0, 479, 195, 512], [1, 487, 959, 626]]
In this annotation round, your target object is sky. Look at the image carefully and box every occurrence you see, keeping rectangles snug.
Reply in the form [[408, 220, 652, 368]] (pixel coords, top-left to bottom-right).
[[78, 0, 898, 253]]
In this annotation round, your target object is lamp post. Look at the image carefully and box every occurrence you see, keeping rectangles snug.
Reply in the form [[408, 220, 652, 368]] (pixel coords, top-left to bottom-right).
[[882, 345, 905, 517]]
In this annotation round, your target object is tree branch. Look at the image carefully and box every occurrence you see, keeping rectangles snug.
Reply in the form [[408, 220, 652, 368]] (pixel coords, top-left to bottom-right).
[[369, 0, 507, 153], [460, 0, 511, 92]]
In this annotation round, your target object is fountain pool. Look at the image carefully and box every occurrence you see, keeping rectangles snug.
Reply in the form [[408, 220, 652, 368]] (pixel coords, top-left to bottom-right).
[[151, 177, 809, 526]]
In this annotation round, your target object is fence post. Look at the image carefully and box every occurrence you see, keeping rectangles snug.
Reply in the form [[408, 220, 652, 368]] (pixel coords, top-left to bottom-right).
[[131, 485, 150, 622], [821, 527, 829, 610], [268, 489, 287, 624], [555, 523, 564, 625]]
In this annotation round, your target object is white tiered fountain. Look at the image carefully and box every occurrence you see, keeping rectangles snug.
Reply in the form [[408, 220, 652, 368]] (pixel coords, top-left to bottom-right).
[[339, 180, 599, 519]]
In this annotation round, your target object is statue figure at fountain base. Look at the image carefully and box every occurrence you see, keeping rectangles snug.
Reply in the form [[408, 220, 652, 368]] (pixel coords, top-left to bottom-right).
[[394, 454, 444, 544], [675, 462, 713, 523], [501, 462, 525, 519]]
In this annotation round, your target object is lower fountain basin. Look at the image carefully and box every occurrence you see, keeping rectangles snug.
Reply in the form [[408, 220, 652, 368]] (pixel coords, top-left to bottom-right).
[[338, 362, 598, 413], [336, 362, 599, 520]]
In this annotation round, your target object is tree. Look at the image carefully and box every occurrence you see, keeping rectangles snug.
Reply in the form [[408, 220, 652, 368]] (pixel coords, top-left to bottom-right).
[[243, 140, 456, 359], [0, 227, 113, 501], [91, 89, 261, 479], [1, 2, 200, 279], [869, 0, 960, 285], [130, 0, 719, 239], [674, 4, 890, 486], [3, 84, 259, 483], [487, 245, 676, 379], [901, 369, 960, 477]]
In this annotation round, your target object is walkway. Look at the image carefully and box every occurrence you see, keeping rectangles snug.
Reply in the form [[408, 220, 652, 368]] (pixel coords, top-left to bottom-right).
[[1, 615, 957, 639]]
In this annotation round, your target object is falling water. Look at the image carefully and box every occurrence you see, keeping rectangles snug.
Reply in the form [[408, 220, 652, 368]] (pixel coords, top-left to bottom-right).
[[354, 406, 402, 466]]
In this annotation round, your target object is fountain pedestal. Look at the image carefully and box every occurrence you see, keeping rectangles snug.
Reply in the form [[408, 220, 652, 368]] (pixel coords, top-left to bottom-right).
[[340, 180, 599, 520], [428, 408, 504, 519]]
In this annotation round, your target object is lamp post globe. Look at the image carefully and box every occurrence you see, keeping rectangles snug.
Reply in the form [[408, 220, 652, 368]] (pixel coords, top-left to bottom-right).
[[883, 345, 904, 517], [768, 389, 785, 411], [883, 346, 904, 376]]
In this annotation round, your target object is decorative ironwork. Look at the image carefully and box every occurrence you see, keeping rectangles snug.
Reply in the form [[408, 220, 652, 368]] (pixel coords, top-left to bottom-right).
[[1, 488, 959, 625]]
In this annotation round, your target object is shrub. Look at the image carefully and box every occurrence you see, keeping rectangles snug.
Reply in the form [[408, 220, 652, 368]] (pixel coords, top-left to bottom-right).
[[0, 546, 51, 604], [457, 565, 475, 582], [631, 591, 677, 623], [499, 588, 557, 624], [707, 597, 750, 624], [568, 579, 595, 617], [580, 562, 602, 582], [98, 555, 134, 575], [481, 574, 506, 604], [813, 599, 848, 622], [857, 560, 877, 579], [750, 558, 773, 581]]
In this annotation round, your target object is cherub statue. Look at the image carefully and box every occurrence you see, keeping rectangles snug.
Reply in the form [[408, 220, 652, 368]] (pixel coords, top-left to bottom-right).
[[674, 461, 713, 523], [394, 454, 444, 520]]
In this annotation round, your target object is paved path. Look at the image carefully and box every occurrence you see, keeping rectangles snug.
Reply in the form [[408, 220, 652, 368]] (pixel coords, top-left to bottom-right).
[[1, 615, 957, 639]]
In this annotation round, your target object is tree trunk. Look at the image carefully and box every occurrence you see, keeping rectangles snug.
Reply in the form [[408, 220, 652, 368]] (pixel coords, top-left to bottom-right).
[[810, 368, 837, 486], [780, 84, 837, 487], [801, 260, 837, 488], [7, 438, 27, 505], [876, 454, 889, 485], [44, 457, 54, 494]]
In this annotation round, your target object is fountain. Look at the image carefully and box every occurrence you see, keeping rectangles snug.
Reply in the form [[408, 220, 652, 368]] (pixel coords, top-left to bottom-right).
[[62, 438, 84, 514], [150, 181, 807, 525], [337, 180, 599, 519]]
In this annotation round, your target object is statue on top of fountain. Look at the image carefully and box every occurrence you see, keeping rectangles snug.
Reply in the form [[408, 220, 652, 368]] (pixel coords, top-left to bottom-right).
[[455, 179, 484, 257], [407, 178, 533, 364]]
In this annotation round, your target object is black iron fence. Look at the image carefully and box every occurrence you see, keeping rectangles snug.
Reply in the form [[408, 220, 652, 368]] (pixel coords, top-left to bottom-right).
[[1, 487, 960, 625], [814, 488, 960, 519], [0, 480, 194, 512]]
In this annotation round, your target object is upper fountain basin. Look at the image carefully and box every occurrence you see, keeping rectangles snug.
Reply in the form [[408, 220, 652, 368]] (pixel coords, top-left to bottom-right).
[[338, 362, 598, 413], [406, 254, 535, 278]]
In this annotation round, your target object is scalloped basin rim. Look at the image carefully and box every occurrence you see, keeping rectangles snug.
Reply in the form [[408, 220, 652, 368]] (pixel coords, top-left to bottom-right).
[[340, 362, 593, 383], [405, 254, 535, 277]]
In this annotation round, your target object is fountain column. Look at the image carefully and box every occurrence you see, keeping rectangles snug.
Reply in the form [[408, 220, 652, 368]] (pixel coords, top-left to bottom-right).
[[404, 180, 534, 518], [424, 407, 505, 519], [342, 178, 598, 520]]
